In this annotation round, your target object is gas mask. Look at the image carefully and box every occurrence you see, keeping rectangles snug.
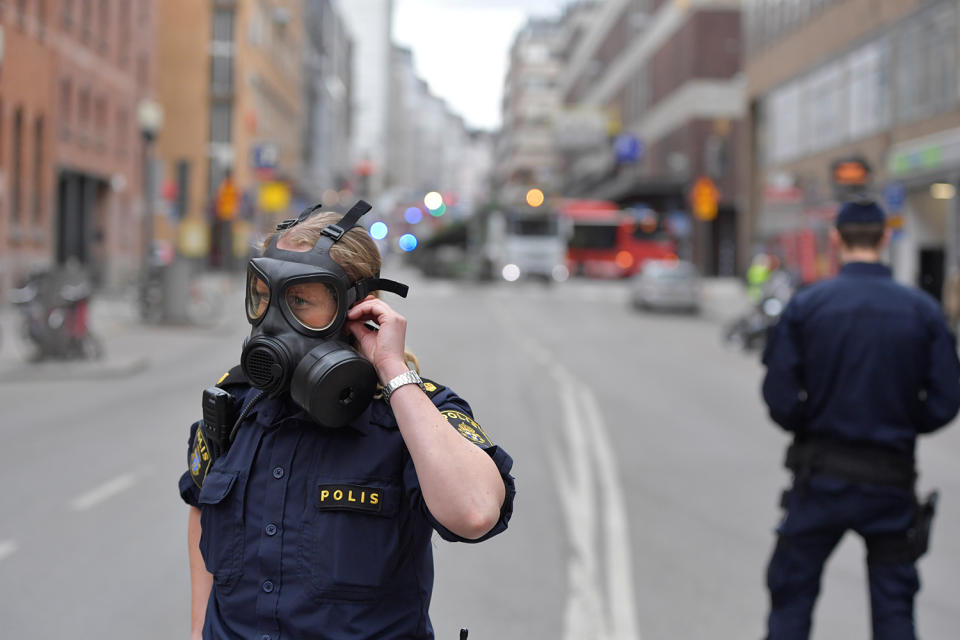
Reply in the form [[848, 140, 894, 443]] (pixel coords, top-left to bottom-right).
[[240, 200, 409, 428]]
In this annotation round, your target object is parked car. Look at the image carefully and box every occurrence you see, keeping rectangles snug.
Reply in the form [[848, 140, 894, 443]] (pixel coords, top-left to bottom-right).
[[630, 259, 701, 313]]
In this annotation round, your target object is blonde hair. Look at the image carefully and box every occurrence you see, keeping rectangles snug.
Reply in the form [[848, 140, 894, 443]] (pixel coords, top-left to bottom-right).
[[262, 211, 420, 373]]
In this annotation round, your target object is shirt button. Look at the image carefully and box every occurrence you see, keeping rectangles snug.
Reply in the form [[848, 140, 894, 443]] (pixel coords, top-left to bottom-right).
[[272, 466, 284, 479], [265, 523, 278, 536], [262, 580, 275, 593]]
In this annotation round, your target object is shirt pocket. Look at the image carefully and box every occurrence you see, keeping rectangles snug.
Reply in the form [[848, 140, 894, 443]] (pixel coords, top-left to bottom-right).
[[197, 469, 246, 593], [297, 479, 402, 602]]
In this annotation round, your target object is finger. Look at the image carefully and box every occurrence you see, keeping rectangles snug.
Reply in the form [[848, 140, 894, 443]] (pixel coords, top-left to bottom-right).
[[347, 298, 400, 323]]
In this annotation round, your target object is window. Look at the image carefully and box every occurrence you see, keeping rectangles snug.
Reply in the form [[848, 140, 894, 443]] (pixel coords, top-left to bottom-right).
[[94, 95, 107, 135], [59, 78, 72, 139], [81, 0, 92, 42], [210, 102, 232, 144], [896, 2, 958, 123], [211, 55, 233, 94], [847, 38, 890, 139], [33, 117, 44, 227], [118, 0, 130, 66], [78, 88, 90, 127], [116, 107, 129, 158], [12, 108, 23, 226], [63, 0, 74, 28], [211, 9, 235, 97], [213, 9, 235, 44], [137, 53, 149, 89], [99, 0, 109, 52], [17, 0, 28, 30]]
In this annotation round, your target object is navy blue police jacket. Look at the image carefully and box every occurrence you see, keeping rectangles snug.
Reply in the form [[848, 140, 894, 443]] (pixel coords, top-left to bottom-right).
[[179, 375, 516, 640], [762, 262, 960, 454]]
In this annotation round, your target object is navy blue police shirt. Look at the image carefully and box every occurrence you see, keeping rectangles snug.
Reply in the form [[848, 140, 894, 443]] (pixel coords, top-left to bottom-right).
[[763, 262, 960, 453], [179, 378, 515, 640]]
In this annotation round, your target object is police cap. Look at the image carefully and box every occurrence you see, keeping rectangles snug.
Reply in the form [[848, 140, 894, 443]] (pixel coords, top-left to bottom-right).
[[836, 200, 885, 226]]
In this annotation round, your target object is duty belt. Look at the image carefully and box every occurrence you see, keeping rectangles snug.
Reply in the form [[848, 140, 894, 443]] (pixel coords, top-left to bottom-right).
[[785, 437, 916, 489]]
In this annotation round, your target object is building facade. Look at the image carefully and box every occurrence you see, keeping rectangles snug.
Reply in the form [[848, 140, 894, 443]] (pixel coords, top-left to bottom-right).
[[303, 0, 353, 200], [559, 0, 744, 276], [495, 17, 565, 208], [157, 0, 322, 265], [744, 0, 960, 297], [0, 0, 156, 291], [335, 0, 393, 199]]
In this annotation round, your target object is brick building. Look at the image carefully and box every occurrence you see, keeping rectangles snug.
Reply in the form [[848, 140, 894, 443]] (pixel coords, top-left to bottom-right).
[[743, 0, 960, 296], [559, 0, 744, 276], [0, 0, 156, 292]]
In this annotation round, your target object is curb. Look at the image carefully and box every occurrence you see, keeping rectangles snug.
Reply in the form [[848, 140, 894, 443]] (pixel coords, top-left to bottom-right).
[[0, 355, 150, 384]]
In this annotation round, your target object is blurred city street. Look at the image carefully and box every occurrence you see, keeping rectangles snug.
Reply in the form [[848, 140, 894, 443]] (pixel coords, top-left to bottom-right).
[[1, 269, 959, 639]]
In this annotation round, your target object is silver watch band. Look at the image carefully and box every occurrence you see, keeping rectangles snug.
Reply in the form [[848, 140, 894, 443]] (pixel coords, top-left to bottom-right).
[[383, 370, 425, 402]]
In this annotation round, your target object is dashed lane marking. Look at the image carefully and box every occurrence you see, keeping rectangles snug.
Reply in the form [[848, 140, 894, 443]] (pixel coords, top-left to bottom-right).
[[69, 473, 139, 511], [0, 539, 18, 562]]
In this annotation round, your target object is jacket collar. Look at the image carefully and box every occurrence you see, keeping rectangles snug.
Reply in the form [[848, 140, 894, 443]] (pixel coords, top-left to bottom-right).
[[839, 261, 892, 278]]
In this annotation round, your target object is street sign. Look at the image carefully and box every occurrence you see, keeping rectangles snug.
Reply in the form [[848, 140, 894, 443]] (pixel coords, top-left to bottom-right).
[[613, 134, 643, 164], [884, 182, 906, 212], [252, 143, 279, 170], [690, 176, 719, 221]]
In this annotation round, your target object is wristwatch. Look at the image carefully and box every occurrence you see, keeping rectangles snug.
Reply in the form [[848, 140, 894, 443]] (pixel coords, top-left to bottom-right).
[[382, 370, 426, 403]]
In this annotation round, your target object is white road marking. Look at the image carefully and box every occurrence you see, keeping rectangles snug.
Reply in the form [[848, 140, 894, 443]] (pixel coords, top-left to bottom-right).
[[69, 472, 139, 511], [582, 387, 640, 640], [493, 307, 641, 640], [0, 539, 18, 562]]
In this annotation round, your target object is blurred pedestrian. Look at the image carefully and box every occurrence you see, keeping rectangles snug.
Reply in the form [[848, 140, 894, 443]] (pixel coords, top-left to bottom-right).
[[760, 199, 960, 639], [179, 202, 515, 639], [747, 253, 772, 303]]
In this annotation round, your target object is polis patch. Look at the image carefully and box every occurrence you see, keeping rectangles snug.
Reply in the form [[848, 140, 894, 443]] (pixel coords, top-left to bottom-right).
[[189, 428, 213, 489], [317, 484, 383, 513], [441, 409, 491, 447]]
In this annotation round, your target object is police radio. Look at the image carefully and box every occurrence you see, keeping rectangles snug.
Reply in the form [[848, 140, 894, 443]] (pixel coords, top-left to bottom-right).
[[201, 386, 233, 459]]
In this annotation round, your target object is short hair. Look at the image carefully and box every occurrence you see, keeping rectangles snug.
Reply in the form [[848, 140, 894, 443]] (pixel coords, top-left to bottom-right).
[[837, 223, 885, 250]]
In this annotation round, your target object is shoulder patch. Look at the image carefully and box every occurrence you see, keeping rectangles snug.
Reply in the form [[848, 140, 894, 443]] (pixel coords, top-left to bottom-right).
[[421, 378, 446, 399], [216, 365, 250, 389], [441, 409, 492, 447], [189, 428, 213, 488]]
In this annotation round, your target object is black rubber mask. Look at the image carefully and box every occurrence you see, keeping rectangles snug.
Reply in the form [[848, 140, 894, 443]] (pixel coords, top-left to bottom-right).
[[240, 200, 409, 428]]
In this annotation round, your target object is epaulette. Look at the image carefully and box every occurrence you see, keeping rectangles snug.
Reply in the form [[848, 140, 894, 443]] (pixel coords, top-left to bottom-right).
[[421, 377, 446, 399], [216, 365, 250, 389]]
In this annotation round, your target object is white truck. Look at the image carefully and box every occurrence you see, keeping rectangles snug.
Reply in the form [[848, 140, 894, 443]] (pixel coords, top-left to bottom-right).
[[483, 209, 569, 283]]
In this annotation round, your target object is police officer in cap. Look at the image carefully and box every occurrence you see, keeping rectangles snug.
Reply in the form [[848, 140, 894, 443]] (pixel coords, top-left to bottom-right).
[[761, 199, 960, 639], [179, 203, 515, 639]]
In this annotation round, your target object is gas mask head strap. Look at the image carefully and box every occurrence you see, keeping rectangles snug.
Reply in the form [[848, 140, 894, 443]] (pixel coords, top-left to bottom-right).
[[270, 199, 410, 304]]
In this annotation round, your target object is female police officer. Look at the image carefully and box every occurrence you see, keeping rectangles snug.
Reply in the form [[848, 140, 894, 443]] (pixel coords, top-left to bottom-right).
[[179, 202, 515, 640]]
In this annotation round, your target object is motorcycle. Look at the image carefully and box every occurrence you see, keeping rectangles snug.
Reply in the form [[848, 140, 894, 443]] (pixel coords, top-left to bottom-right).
[[723, 271, 795, 352], [9, 270, 105, 361]]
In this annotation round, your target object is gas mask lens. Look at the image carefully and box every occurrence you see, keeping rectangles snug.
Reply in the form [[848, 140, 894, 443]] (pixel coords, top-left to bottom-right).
[[247, 270, 271, 322], [284, 281, 339, 331]]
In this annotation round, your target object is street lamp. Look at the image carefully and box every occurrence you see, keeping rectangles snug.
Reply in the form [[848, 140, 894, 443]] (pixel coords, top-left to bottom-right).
[[137, 98, 164, 320]]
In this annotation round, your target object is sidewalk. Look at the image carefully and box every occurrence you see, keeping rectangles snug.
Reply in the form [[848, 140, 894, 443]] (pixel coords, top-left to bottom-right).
[[0, 292, 150, 383], [0, 273, 243, 383]]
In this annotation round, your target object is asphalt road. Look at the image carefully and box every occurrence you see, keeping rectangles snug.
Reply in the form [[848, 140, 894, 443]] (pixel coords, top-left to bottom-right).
[[1, 269, 958, 639]]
